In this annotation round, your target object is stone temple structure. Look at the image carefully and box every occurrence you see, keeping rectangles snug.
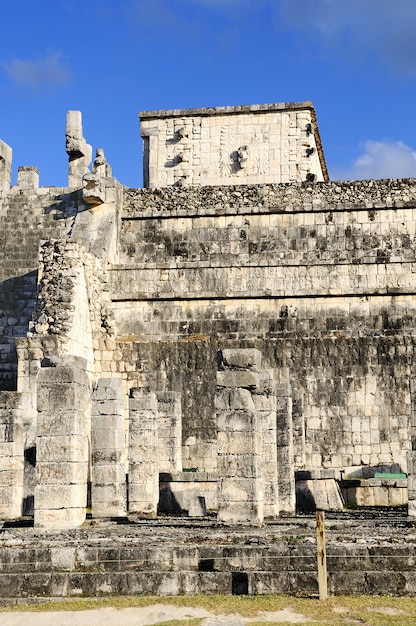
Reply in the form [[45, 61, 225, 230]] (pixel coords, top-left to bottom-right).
[[0, 102, 415, 529]]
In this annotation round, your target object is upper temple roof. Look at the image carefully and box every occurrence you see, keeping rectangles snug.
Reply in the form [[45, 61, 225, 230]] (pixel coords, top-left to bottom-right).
[[139, 102, 328, 188]]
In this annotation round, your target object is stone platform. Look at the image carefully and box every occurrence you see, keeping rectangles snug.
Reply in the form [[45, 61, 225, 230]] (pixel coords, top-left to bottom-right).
[[1, 510, 416, 602]]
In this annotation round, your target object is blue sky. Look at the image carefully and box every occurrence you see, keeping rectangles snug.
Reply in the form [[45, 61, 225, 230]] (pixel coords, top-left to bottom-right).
[[1, 0, 416, 188]]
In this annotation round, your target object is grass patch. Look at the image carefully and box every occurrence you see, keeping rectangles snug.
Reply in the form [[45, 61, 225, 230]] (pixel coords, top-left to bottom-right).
[[1, 594, 416, 625]]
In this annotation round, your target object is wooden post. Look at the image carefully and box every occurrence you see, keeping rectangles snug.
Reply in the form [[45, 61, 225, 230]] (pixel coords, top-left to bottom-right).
[[316, 510, 328, 600]]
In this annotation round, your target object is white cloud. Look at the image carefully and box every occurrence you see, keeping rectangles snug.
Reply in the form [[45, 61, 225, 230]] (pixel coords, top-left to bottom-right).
[[3, 51, 71, 91], [331, 140, 416, 181], [126, 0, 265, 30], [277, 0, 416, 74]]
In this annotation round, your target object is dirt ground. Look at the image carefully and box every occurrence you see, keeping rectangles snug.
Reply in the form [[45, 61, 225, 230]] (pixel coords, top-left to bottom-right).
[[1, 603, 310, 625]]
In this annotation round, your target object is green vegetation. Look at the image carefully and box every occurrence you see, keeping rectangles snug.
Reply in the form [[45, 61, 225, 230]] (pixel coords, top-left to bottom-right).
[[1, 595, 416, 624]]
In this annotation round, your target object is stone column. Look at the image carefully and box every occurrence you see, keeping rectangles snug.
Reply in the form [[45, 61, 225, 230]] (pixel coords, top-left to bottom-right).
[[140, 126, 158, 188], [34, 357, 89, 529], [91, 378, 126, 518], [0, 139, 12, 191], [17, 166, 39, 190], [408, 377, 416, 517], [156, 391, 182, 472], [407, 452, 416, 517], [276, 381, 296, 513], [66, 110, 92, 188], [253, 370, 279, 518], [216, 348, 264, 524], [0, 392, 24, 519], [128, 389, 158, 516]]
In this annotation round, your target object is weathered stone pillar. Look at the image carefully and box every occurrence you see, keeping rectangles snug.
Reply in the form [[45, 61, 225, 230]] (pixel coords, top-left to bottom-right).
[[128, 389, 158, 516], [91, 378, 126, 517], [408, 376, 416, 517], [253, 370, 279, 518], [0, 392, 24, 519], [407, 452, 416, 517], [17, 166, 39, 190], [276, 381, 296, 513], [34, 357, 89, 529], [216, 349, 264, 524], [157, 391, 182, 472], [0, 139, 12, 191], [66, 110, 92, 188]]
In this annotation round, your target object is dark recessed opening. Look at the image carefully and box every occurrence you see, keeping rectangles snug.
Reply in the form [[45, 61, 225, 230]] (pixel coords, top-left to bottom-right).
[[232, 571, 249, 595], [198, 558, 215, 572], [24, 446, 36, 467]]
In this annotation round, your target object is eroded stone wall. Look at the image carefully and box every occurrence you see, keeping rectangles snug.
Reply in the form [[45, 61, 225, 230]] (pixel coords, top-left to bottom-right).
[[109, 179, 416, 479], [140, 103, 327, 188], [2, 106, 416, 526], [0, 187, 74, 390]]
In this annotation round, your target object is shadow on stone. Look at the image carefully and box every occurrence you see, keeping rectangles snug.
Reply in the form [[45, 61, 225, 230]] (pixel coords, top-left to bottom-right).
[[232, 571, 249, 595]]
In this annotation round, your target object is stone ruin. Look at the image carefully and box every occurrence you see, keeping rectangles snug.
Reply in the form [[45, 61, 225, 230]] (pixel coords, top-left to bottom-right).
[[0, 102, 415, 529]]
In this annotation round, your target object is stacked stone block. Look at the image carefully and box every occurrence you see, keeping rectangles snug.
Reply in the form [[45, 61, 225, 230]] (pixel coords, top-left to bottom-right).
[[157, 391, 182, 472], [0, 392, 23, 519], [34, 358, 89, 529], [216, 349, 264, 524], [4, 105, 416, 525], [140, 103, 327, 187], [252, 369, 279, 518], [91, 378, 126, 517], [276, 382, 295, 513], [128, 389, 158, 515], [66, 111, 92, 188], [17, 166, 39, 190], [0, 139, 12, 191], [409, 375, 416, 516]]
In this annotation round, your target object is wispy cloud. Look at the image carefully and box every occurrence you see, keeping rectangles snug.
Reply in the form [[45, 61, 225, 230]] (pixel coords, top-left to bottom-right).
[[126, 0, 416, 73], [3, 51, 71, 91], [331, 140, 416, 181], [126, 0, 186, 30], [277, 0, 416, 74], [126, 0, 266, 34]]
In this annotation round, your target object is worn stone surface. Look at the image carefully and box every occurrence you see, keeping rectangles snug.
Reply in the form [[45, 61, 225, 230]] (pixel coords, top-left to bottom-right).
[[34, 360, 89, 529], [91, 378, 126, 517], [140, 102, 327, 187], [0, 392, 23, 518], [128, 389, 158, 516], [1, 513, 416, 599], [157, 391, 182, 473], [2, 104, 416, 530], [0, 139, 12, 191], [217, 350, 265, 524], [66, 111, 92, 188]]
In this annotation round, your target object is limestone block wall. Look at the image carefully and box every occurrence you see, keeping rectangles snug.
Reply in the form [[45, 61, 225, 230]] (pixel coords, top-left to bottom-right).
[[3, 105, 416, 523], [112, 334, 413, 477], [0, 139, 12, 191], [114, 201, 416, 304], [128, 389, 159, 516], [140, 103, 327, 187], [261, 335, 413, 474], [0, 187, 73, 390], [0, 391, 23, 519], [157, 391, 182, 472], [107, 179, 416, 478], [252, 369, 278, 518], [275, 382, 295, 513], [0, 138, 121, 393], [216, 350, 264, 524], [91, 378, 126, 518], [31, 240, 115, 379], [35, 358, 90, 529], [114, 339, 218, 472]]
